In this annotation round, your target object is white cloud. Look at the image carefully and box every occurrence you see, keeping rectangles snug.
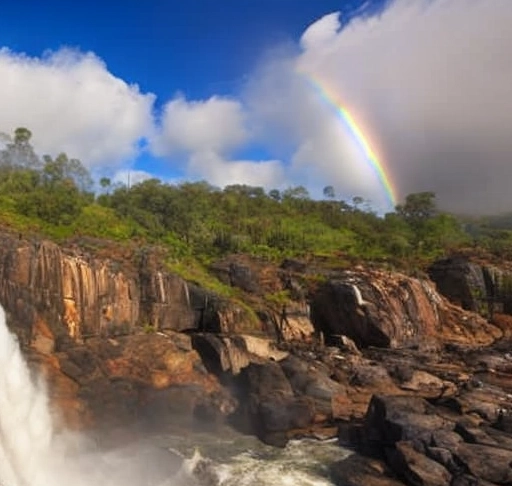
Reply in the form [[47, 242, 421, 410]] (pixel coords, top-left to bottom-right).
[[152, 93, 285, 191], [300, 12, 340, 51], [188, 150, 285, 189], [4, 0, 511, 214], [110, 169, 154, 187], [0, 48, 155, 168], [244, 0, 512, 213], [155, 95, 249, 156]]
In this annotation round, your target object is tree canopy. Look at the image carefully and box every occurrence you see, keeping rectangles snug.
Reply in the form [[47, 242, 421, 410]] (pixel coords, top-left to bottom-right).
[[2, 126, 509, 268]]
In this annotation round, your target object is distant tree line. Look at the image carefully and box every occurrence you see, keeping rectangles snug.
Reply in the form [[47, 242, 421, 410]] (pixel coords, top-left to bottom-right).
[[2, 127, 510, 265]]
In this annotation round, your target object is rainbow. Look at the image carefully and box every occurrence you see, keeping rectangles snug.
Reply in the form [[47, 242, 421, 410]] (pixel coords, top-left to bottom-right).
[[305, 77, 398, 209]]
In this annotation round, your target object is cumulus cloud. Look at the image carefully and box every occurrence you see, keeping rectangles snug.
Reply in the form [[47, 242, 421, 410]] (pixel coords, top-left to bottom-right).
[[3, 0, 511, 213], [0, 48, 155, 168], [155, 95, 249, 156], [152, 94, 285, 190], [245, 0, 512, 213], [188, 150, 285, 189]]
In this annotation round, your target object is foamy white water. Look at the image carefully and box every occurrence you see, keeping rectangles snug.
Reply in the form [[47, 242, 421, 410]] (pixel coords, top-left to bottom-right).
[[0, 304, 347, 486], [162, 430, 349, 486]]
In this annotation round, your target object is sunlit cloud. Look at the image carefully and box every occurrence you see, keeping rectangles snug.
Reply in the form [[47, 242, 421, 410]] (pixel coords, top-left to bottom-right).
[[188, 150, 285, 189], [2, 0, 512, 214], [154, 95, 249, 156], [0, 48, 155, 168]]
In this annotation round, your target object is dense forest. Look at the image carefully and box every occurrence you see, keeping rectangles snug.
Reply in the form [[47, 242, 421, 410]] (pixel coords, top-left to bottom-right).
[[1, 127, 512, 274]]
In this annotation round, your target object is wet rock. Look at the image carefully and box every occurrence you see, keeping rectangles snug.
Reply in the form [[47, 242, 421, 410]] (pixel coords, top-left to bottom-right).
[[279, 354, 346, 417], [233, 361, 318, 442], [386, 441, 452, 486], [455, 443, 512, 484], [429, 256, 512, 318], [330, 454, 404, 486], [363, 394, 455, 454], [428, 257, 489, 314]]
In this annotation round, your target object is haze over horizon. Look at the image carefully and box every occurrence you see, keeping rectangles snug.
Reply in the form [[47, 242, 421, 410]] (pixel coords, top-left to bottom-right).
[[0, 0, 511, 215]]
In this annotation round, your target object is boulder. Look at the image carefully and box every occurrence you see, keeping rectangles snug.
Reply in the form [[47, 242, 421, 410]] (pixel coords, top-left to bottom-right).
[[330, 454, 404, 486], [310, 269, 498, 349], [233, 361, 318, 444], [386, 441, 451, 486], [364, 395, 454, 448], [454, 443, 512, 484]]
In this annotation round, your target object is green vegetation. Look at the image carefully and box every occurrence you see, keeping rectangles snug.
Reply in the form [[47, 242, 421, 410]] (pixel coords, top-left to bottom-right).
[[1, 126, 510, 273]]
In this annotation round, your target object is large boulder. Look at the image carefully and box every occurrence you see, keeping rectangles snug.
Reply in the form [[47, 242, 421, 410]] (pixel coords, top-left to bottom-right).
[[233, 361, 317, 445], [363, 395, 454, 448], [310, 269, 499, 349]]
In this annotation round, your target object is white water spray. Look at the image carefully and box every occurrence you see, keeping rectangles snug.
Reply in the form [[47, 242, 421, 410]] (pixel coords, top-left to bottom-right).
[[0, 305, 56, 486], [0, 305, 187, 486]]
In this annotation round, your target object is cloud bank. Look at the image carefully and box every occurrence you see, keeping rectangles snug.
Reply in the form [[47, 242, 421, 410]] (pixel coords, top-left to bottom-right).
[[247, 0, 512, 213], [1, 0, 512, 214]]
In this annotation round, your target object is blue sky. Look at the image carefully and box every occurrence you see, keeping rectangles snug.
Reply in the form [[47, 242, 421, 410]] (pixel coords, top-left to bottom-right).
[[0, 1, 379, 100], [0, 0, 511, 214]]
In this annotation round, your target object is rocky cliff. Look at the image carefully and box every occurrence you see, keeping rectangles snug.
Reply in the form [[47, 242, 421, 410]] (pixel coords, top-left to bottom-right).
[[0, 231, 507, 469]]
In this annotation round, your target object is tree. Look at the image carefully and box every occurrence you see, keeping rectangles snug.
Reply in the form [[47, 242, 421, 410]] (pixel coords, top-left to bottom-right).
[[268, 189, 281, 202], [14, 127, 32, 144], [282, 186, 310, 200], [323, 185, 336, 200], [352, 196, 364, 210], [396, 192, 437, 224], [100, 177, 111, 192], [42, 153, 93, 192], [0, 127, 40, 169]]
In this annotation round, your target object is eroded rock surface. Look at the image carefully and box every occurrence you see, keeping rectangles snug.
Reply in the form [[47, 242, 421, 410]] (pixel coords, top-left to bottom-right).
[[310, 268, 500, 348], [2, 233, 512, 486]]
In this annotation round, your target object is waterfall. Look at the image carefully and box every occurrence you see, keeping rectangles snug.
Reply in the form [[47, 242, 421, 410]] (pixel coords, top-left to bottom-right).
[[0, 305, 55, 486], [0, 305, 185, 486]]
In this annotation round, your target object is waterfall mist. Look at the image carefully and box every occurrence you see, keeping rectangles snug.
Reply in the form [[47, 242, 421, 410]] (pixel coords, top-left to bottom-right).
[[0, 305, 190, 486]]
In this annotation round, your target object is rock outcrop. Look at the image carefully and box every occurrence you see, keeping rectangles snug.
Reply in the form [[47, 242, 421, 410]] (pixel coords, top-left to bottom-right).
[[334, 333, 512, 486], [30, 327, 236, 429], [310, 268, 500, 348], [429, 255, 512, 317], [0, 234, 269, 345], [2, 229, 512, 486]]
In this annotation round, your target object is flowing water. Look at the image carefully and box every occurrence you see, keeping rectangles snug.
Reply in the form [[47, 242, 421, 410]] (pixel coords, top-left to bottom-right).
[[0, 305, 349, 486]]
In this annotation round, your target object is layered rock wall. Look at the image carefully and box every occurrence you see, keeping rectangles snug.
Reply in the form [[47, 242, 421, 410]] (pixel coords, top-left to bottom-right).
[[0, 234, 250, 343]]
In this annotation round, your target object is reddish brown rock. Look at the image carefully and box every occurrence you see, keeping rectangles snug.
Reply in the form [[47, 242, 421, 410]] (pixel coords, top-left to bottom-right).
[[310, 268, 500, 349]]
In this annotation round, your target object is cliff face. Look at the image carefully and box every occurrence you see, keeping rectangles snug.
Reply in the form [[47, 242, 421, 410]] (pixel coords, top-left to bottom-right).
[[0, 232, 504, 438], [429, 256, 512, 318], [0, 234, 253, 344]]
